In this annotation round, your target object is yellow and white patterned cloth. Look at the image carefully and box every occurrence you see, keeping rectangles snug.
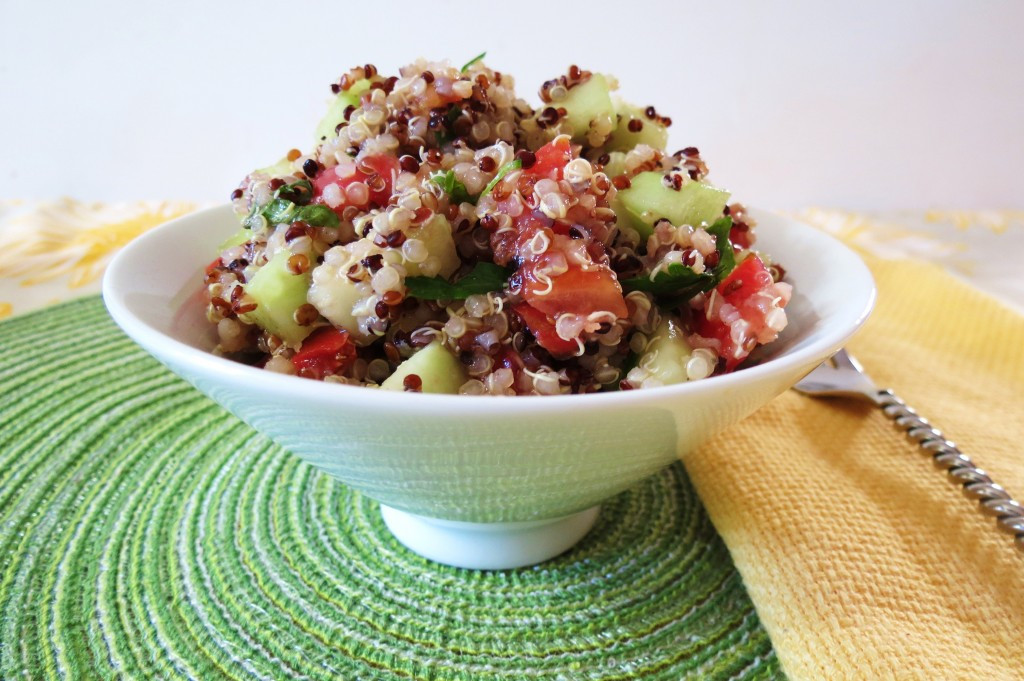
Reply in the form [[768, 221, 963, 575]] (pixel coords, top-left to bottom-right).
[[0, 199, 205, 319], [796, 207, 1024, 314], [2, 200, 1022, 679]]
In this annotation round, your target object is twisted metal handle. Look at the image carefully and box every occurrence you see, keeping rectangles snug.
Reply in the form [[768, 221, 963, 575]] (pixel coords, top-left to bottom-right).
[[876, 389, 1024, 552]]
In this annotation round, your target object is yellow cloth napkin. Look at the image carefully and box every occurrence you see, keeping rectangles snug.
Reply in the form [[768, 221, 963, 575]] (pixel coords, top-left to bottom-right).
[[687, 253, 1024, 679]]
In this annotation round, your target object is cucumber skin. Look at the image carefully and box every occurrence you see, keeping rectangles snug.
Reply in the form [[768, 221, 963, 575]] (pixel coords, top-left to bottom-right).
[[240, 249, 313, 347], [314, 79, 372, 142], [380, 341, 467, 394], [617, 172, 731, 241]]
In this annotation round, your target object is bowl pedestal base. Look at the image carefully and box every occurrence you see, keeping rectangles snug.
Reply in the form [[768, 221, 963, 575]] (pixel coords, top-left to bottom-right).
[[379, 505, 601, 570]]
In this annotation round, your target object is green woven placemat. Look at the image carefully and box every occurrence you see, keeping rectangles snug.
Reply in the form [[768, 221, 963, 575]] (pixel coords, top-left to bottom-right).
[[0, 296, 782, 680]]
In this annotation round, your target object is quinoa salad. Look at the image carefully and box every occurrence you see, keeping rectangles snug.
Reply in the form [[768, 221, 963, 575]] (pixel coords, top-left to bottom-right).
[[204, 56, 792, 395]]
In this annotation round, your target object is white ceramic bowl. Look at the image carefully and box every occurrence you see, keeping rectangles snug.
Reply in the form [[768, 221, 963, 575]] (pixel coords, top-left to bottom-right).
[[103, 205, 874, 569]]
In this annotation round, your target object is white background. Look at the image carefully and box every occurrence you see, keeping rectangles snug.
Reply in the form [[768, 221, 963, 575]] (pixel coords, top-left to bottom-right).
[[2, 0, 1022, 210]]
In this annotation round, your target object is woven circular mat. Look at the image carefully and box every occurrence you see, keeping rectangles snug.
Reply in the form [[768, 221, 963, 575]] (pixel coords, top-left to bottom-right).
[[0, 297, 781, 680]]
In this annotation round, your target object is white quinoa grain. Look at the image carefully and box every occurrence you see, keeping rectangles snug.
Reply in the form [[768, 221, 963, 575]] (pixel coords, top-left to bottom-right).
[[401, 238, 428, 263], [367, 359, 391, 383], [764, 307, 788, 332], [217, 317, 248, 352], [539, 193, 566, 219], [417, 256, 440, 277], [444, 316, 467, 339], [464, 294, 491, 318], [345, 182, 370, 205], [459, 379, 486, 395], [685, 354, 712, 381], [321, 183, 344, 208], [372, 265, 401, 294], [691, 228, 716, 256], [555, 313, 585, 341], [494, 120, 515, 141], [265, 355, 296, 375], [563, 158, 593, 184]]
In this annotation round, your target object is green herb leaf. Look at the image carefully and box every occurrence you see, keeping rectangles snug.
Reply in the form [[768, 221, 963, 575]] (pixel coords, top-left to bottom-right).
[[621, 265, 715, 297], [481, 159, 522, 197], [242, 203, 261, 229], [276, 179, 314, 206], [705, 216, 736, 280], [620, 217, 735, 306], [295, 204, 340, 227], [460, 51, 486, 72], [261, 198, 298, 225], [430, 170, 476, 205], [256, 198, 339, 228], [406, 262, 512, 300]]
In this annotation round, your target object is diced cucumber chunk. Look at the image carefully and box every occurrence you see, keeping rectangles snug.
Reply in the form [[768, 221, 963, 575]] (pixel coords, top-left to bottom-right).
[[617, 172, 731, 241], [559, 73, 615, 143], [405, 215, 460, 278], [601, 151, 627, 178], [240, 249, 312, 347], [641, 316, 694, 386], [308, 269, 365, 341], [314, 79, 373, 142], [218, 228, 251, 251], [380, 341, 467, 394], [606, 99, 669, 152]]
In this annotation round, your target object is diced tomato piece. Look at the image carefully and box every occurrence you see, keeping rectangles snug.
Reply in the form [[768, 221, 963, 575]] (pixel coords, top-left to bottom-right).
[[522, 264, 628, 320], [512, 303, 580, 357], [729, 224, 752, 250], [694, 255, 783, 371], [312, 165, 347, 198], [205, 258, 222, 276], [497, 137, 628, 355], [356, 154, 400, 202], [491, 210, 553, 266], [291, 327, 357, 380], [548, 219, 573, 237], [312, 154, 399, 215], [411, 77, 464, 110], [524, 136, 573, 180]]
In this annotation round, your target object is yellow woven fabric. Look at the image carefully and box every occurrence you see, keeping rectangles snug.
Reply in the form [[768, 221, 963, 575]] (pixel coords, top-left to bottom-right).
[[687, 253, 1024, 680]]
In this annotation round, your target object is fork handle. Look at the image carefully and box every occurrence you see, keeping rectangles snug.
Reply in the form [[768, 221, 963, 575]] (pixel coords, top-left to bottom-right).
[[875, 390, 1024, 552]]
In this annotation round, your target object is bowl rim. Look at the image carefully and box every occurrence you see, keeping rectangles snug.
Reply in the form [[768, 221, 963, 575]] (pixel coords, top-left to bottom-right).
[[102, 204, 876, 415]]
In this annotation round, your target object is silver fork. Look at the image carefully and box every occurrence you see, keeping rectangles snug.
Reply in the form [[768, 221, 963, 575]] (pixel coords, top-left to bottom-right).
[[794, 349, 1024, 552]]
